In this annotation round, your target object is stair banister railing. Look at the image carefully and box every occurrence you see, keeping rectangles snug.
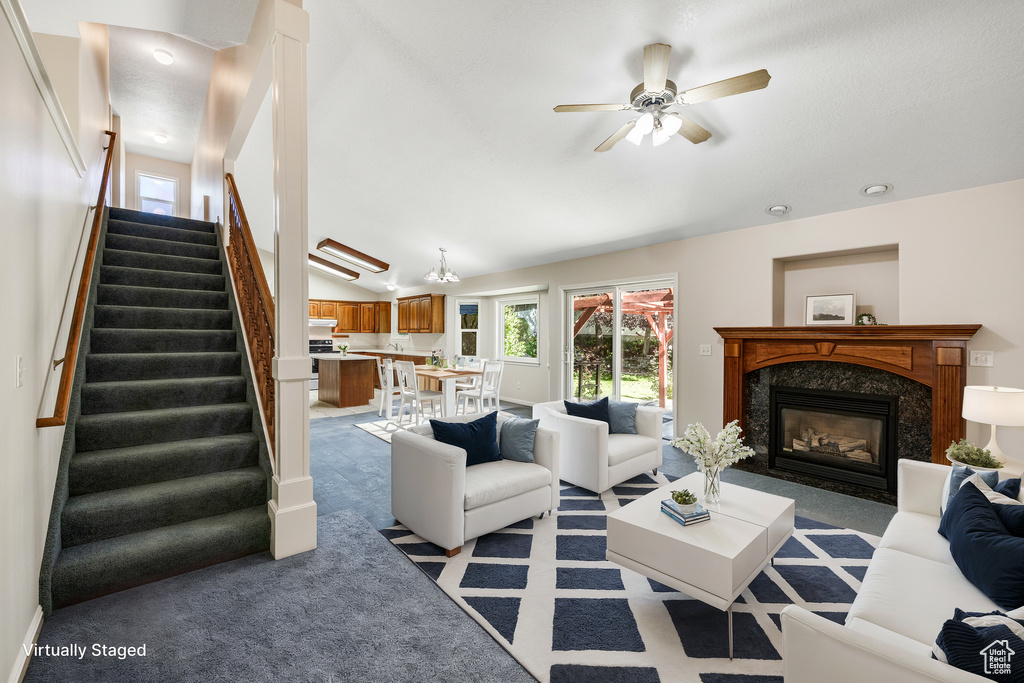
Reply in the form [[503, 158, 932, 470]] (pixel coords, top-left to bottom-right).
[[224, 173, 276, 460], [38, 130, 116, 428]]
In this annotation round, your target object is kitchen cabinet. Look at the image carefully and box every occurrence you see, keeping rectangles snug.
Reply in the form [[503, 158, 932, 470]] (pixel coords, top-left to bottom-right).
[[320, 301, 338, 320], [359, 303, 377, 333], [309, 301, 320, 319], [377, 302, 391, 334], [309, 299, 393, 334], [336, 302, 360, 333], [396, 294, 445, 334]]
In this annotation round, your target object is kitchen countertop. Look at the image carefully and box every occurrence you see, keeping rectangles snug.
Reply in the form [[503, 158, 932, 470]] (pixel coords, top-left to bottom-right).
[[351, 349, 434, 357], [310, 353, 377, 361]]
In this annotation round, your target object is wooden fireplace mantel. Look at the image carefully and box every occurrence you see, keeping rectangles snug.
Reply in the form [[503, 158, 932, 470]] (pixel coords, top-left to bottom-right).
[[713, 325, 982, 464]]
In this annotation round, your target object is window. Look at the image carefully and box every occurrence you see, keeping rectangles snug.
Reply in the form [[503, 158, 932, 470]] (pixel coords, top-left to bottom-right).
[[137, 172, 177, 216], [457, 300, 480, 356], [497, 296, 539, 362]]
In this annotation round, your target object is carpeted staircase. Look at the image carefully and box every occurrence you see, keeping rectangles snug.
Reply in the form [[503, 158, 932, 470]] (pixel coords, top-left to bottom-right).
[[42, 207, 272, 612]]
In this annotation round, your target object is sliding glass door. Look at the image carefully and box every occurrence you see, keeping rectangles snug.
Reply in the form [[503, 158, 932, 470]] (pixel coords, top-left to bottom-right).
[[566, 282, 674, 410]]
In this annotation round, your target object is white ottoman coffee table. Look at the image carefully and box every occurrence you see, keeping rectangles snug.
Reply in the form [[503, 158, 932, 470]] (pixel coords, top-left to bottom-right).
[[606, 471, 795, 659]]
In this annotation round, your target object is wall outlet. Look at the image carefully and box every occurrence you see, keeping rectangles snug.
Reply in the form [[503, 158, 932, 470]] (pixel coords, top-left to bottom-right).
[[16, 355, 24, 388], [970, 351, 994, 367], [516, 381, 521, 390], [699, 344, 712, 357]]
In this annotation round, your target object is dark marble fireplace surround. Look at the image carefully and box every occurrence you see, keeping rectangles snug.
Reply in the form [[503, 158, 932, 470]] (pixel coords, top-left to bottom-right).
[[743, 362, 931, 502]]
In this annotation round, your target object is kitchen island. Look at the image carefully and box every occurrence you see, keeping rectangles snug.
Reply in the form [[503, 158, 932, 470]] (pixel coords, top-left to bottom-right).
[[311, 353, 376, 408]]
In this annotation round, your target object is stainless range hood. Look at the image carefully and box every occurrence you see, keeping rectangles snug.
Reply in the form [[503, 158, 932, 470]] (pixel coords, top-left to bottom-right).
[[310, 319, 338, 327]]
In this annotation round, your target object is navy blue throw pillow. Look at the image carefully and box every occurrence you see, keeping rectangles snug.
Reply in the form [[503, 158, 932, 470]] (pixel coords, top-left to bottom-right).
[[430, 412, 501, 467], [943, 482, 1024, 609], [994, 504, 1024, 537], [934, 608, 1024, 680], [996, 477, 1022, 501], [608, 400, 638, 434], [564, 397, 610, 427]]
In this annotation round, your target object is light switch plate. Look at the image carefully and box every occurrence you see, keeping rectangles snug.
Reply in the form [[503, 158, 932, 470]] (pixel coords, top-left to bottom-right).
[[16, 355, 24, 387], [699, 345, 712, 356], [970, 351, 994, 367]]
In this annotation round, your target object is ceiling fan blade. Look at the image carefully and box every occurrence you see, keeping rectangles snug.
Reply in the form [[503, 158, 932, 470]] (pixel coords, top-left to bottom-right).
[[643, 43, 672, 93], [676, 69, 771, 105], [554, 103, 632, 112], [673, 114, 711, 144], [595, 120, 637, 152]]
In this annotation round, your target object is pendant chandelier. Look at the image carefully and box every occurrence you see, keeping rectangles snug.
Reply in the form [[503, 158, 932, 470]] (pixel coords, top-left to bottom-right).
[[424, 248, 459, 283]]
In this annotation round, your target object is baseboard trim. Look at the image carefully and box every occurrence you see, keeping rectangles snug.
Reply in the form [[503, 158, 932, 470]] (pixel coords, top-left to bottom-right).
[[7, 606, 43, 683]]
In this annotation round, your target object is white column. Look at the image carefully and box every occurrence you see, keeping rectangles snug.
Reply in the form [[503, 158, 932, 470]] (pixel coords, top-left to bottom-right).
[[267, 1, 315, 558]]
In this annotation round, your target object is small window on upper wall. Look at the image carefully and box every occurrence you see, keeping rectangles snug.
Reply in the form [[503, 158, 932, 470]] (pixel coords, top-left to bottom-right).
[[138, 173, 176, 216], [497, 295, 539, 363], [458, 301, 480, 356]]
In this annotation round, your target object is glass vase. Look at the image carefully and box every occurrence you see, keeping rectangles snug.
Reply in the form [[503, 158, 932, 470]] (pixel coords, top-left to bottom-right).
[[703, 465, 722, 504]]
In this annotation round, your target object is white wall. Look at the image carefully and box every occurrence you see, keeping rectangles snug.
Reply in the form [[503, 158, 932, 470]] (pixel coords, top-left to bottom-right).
[[395, 180, 1024, 456], [0, 14, 108, 682], [781, 248, 900, 325], [124, 153, 191, 217]]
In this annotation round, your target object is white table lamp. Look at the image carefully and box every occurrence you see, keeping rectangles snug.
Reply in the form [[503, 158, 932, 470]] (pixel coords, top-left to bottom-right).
[[961, 385, 1024, 464]]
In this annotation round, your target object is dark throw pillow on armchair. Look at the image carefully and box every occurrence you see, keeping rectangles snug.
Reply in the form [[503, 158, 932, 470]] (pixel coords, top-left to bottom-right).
[[430, 412, 501, 467], [564, 397, 611, 426]]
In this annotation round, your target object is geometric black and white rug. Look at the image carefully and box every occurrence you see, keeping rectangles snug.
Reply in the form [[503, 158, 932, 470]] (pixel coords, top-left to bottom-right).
[[384, 472, 880, 683]]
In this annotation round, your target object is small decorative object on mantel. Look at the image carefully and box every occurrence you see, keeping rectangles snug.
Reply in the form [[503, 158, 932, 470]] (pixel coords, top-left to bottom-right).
[[946, 438, 1003, 471], [672, 421, 755, 504], [805, 293, 856, 326], [856, 313, 877, 326]]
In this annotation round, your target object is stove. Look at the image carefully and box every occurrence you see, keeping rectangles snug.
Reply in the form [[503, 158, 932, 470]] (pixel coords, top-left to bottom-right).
[[310, 340, 338, 390]]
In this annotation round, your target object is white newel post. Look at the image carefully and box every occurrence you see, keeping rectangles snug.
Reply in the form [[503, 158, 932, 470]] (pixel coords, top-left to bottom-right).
[[268, 1, 316, 558]]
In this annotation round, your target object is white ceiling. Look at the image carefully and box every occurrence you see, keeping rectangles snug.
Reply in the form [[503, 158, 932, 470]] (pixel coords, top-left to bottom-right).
[[108, 26, 215, 163], [300, 0, 1024, 291], [24, 0, 1024, 292]]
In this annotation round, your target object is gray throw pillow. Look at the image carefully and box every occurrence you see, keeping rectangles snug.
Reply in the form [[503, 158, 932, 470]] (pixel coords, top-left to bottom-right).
[[943, 466, 1000, 513], [608, 400, 638, 434], [500, 418, 539, 463]]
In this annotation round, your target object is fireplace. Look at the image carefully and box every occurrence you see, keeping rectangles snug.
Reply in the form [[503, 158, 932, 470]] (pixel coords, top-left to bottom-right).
[[770, 386, 897, 492]]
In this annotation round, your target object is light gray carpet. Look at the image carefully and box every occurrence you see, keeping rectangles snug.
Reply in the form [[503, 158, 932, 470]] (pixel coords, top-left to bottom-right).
[[25, 510, 535, 683]]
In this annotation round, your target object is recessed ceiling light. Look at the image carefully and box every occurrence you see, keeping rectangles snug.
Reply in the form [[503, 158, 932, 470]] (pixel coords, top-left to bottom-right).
[[153, 133, 168, 144], [765, 204, 791, 217], [386, 284, 397, 291], [860, 183, 893, 197], [153, 49, 174, 66]]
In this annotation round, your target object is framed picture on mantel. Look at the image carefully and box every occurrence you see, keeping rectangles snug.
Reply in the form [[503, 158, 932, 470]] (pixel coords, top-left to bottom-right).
[[805, 293, 855, 325]]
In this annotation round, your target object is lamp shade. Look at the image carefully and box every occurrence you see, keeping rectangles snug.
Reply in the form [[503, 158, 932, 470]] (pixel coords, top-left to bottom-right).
[[962, 386, 1024, 426]]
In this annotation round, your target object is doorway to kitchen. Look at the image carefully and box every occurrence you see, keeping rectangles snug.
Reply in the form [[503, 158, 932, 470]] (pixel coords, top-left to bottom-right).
[[564, 280, 674, 417]]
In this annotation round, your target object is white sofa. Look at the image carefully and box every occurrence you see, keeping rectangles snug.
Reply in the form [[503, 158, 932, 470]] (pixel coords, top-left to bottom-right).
[[782, 459, 1023, 682], [532, 400, 662, 494], [391, 412, 559, 557]]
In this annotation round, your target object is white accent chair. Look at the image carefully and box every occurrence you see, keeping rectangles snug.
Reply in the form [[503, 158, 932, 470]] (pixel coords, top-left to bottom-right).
[[394, 361, 442, 425], [391, 412, 559, 557], [532, 400, 663, 494], [457, 360, 503, 415], [375, 357, 402, 419]]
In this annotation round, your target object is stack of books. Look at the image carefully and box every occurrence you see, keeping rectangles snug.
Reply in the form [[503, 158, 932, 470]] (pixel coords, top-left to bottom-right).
[[661, 499, 711, 527]]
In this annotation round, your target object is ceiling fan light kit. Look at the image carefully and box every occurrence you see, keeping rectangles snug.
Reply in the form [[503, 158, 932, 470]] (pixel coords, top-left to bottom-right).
[[554, 42, 770, 152]]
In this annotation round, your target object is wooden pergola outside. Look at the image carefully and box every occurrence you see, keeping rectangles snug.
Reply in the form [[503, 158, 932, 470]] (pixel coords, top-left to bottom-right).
[[572, 289, 674, 408]]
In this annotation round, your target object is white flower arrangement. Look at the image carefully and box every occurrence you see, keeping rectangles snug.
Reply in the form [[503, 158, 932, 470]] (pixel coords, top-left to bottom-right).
[[671, 420, 754, 502], [338, 342, 349, 354]]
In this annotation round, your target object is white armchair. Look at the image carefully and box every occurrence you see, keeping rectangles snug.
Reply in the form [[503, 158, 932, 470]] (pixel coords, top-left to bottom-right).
[[391, 412, 559, 557], [532, 400, 662, 494]]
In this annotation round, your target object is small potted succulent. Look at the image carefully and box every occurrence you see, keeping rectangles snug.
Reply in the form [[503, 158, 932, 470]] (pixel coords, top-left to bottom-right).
[[946, 438, 1002, 471], [671, 489, 699, 515]]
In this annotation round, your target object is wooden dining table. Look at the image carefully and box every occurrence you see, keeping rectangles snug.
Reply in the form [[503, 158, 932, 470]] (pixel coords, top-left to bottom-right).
[[413, 366, 483, 417]]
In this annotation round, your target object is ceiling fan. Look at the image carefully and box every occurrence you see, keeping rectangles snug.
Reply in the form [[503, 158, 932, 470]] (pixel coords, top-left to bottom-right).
[[554, 43, 770, 152]]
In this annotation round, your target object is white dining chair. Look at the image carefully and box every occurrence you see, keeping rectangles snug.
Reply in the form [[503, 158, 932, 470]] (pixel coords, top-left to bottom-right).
[[394, 361, 442, 425], [456, 360, 503, 415], [454, 356, 488, 393], [376, 357, 402, 419]]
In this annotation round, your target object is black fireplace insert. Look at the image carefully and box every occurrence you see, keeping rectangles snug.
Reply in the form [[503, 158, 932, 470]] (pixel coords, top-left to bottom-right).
[[769, 386, 898, 492]]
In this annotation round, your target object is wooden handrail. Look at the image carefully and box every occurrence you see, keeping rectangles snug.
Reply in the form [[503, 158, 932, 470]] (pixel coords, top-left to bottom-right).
[[225, 173, 276, 458], [38, 130, 116, 428]]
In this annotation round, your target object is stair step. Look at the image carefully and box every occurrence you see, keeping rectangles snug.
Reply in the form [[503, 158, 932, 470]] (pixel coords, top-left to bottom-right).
[[103, 248, 222, 275], [93, 305, 233, 330], [107, 219, 218, 247], [80, 376, 248, 414], [76, 403, 253, 452], [105, 232, 219, 261], [90, 328, 237, 354], [97, 283, 229, 310], [108, 207, 215, 234], [69, 433, 260, 495], [51, 506, 269, 609], [100, 265, 226, 292], [62, 467, 267, 547], [86, 352, 241, 382]]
